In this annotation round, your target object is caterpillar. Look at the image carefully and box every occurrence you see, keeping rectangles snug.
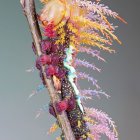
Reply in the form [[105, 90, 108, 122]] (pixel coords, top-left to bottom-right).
[[29, 0, 126, 139]]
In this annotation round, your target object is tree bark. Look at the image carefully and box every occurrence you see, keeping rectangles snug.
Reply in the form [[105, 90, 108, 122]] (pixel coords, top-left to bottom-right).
[[20, 0, 76, 140]]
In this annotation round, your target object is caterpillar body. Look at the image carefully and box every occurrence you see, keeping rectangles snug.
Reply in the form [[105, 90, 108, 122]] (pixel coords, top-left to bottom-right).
[[31, 0, 126, 139]]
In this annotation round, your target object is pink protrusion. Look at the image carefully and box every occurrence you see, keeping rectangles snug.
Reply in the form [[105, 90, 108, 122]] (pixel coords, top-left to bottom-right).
[[39, 55, 52, 65], [46, 65, 58, 76], [44, 22, 56, 38], [35, 55, 52, 70], [51, 54, 60, 65], [41, 40, 52, 53], [56, 100, 68, 113], [51, 44, 59, 53], [55, 68, 67, 79], [36, 58, 41, 70]]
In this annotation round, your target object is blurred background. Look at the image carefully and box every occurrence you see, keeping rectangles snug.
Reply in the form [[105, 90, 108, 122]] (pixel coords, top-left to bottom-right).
[[0, 0, 140, 140]]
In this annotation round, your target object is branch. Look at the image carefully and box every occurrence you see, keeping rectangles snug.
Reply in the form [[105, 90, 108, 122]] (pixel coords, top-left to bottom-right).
[[20, 0, 76, 139]]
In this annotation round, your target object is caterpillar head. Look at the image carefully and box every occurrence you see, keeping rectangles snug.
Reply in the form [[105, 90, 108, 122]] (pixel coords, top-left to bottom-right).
[[39, 0, 66, 26], [39, 0, 83, 27]]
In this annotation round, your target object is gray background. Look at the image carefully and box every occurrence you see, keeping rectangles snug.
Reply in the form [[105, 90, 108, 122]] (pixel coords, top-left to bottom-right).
[[0, 0, 140, 140]]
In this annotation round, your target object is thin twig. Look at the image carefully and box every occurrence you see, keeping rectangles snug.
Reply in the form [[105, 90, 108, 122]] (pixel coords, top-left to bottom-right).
[[20, 0, 76, 139]]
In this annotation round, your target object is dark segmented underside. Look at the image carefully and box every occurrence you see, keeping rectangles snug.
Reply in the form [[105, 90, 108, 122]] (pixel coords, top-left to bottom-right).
[[61, 78, 90, 139]]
